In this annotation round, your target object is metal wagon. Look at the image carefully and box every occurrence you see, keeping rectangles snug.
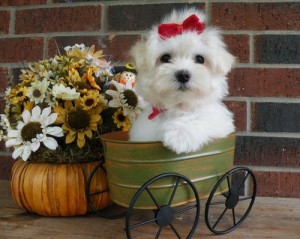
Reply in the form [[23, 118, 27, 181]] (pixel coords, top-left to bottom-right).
[[86, 131, 256, 238]]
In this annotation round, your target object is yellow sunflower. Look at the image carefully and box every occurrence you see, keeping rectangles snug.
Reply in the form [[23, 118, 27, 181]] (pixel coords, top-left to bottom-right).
[[8, 86, 29, 104], [79, 90, 107, 111], [54, 101, 102, 148], [83, 67, 100, 90], [113, 108, 131, 131], [19, 69, 39, 83]]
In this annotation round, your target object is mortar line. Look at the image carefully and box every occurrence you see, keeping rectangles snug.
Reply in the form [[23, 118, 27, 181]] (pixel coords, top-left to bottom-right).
[[225, 97, 300, 103], [236, 131, 300, 138], [235, 165, 300, 173], [246, 99, 252, 132]]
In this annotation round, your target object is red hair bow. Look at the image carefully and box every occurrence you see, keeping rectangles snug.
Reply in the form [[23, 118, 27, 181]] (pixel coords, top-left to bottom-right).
[[158, 14, 205, 39]]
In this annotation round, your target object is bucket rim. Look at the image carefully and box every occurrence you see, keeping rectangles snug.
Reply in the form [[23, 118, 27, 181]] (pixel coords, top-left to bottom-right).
[[100, 131, 236, 145], [100, 131, 162, 145]]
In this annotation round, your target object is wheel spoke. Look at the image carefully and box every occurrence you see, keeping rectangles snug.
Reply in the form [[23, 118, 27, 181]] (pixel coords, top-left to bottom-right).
[[232, 207, 236, 226], [168, 177, 180, 206], [174, 204, 197, 214], [170, 223, 182, 238], [155, 226, 163, 239], [222, 192, 229, 198], [212, 207, 228, 230], [237, 172, 250, 192], [227, 176, 231, 193], [146, 187, 160, 209], [205, 168, 257, 235], [126, 173, 200, 239], [128, 217, 157, 230], [239, 196, 253, 202]]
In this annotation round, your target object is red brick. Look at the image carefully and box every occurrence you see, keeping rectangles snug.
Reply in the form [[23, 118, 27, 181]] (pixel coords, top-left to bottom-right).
[[48, 35, 140, 63], [0, 68, 9, 93], [0, 11, 10, 34], [254, 171, 300, 198], [0, 38, 44, 63], [0, 0, 46, 6], [224, 35, 249, 63], [212, 3, 300, 31], [228, 68, 300, 97], [0, 156, 14, 180], [224, 101, 247, 131], [15, 6, 102, 34], [102, 35, 141, 62]]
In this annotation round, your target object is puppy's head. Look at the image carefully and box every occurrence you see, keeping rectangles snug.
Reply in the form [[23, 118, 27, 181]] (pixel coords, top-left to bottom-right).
[[130, 8, 235, 110]]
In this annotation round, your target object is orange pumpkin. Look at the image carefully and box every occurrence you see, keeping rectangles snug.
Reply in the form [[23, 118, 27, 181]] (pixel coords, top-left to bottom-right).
[[10, 160, 110, 216]]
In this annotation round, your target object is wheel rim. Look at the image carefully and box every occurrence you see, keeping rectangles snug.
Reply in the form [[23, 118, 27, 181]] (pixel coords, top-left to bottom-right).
[[125, 173, 200, 239], [205, 167, 257, 235], [85, 159, 127, 219]]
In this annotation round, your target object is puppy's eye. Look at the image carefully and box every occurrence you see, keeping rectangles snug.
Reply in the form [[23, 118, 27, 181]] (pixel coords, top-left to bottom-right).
[[195, 55, 204, 64], [160, 54, 172, 63]]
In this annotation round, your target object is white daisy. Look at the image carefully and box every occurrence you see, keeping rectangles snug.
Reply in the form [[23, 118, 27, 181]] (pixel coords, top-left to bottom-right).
[[96, 67, 113, 82], [64, 44, 86, 52], [5, 87, 11, 97], [5, 106, 63, 161], [27, 79, 50, 104], [106, 81, 141, 122], [52, 84, 80, 101]]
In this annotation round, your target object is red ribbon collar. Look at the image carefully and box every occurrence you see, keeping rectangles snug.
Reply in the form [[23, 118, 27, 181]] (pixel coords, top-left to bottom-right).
[[148, 107, 165, 120], [158, 14, 205, 39]]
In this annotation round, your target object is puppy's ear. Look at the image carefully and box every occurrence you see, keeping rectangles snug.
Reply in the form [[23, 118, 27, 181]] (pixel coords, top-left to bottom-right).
[[202, 28, 236, 76], [213, 50, 235, 76], [129, 41, 150, 72]]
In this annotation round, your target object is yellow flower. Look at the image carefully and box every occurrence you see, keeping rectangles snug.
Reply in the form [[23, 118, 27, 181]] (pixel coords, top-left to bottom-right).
[[87, 45, 104, 61], [79, 90, 107, 111], [83, 67, 100, 90], [9, 104, 23, 122], [113, 108, 131, 131], [8, 87, 29, 104], [125, 63, 135, 70], [23, 101, 34, 112], [54, 101, 101, 148], [66, 47, 87, 59], [19, 69, 38, 83], [68, 68, 81, 83]]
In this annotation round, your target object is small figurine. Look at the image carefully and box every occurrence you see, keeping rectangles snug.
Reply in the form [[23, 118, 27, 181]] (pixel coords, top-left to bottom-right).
[[114, 71, 136, 88]]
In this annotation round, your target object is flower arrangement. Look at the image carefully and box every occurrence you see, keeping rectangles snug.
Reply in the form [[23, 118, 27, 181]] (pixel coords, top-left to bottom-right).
[[0, 44, 140, 163]]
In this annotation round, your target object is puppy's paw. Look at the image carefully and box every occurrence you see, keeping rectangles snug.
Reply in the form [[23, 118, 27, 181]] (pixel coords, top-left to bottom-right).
[[163, 128, 202, 154]]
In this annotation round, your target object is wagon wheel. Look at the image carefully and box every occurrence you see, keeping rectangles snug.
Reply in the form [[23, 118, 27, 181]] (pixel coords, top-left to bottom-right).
[[205, 166, 257, 235], [125, 173, 200, 239], [85, 158, 127, 219]]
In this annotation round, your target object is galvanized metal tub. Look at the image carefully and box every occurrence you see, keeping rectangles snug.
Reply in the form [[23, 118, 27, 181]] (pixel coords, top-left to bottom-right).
[[100, 132, 235, 209]]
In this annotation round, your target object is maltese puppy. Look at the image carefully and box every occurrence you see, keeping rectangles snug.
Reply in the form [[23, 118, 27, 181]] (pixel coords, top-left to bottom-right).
[[129, 8, 235, 154]]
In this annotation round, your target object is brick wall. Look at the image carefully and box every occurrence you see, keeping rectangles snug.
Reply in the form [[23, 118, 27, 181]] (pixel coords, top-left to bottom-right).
[[0, 0, 299, 198]]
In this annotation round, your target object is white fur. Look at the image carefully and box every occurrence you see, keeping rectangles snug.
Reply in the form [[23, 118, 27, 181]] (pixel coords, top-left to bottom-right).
[[129, 8, 235, 154]]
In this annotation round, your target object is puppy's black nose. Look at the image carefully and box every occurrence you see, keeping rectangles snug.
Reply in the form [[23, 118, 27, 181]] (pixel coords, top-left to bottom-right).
[[176, 70, 190, 83]]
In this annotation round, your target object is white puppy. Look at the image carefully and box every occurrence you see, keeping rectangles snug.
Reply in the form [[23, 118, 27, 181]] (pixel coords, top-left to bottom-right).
[[129, 8, 235, 154]]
